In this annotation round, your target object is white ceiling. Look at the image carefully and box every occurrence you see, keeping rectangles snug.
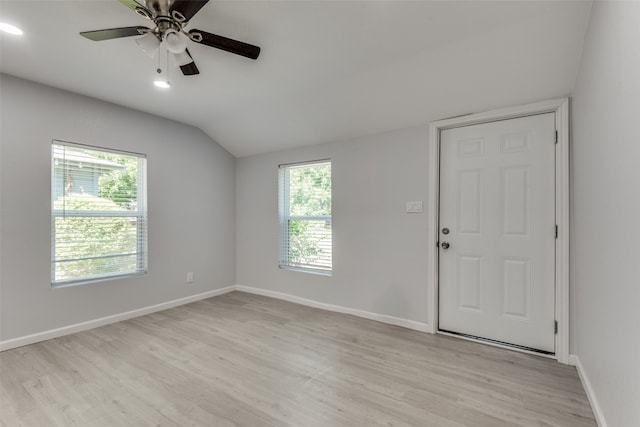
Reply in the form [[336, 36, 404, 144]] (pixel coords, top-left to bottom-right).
[[0, 0, 592, 157]]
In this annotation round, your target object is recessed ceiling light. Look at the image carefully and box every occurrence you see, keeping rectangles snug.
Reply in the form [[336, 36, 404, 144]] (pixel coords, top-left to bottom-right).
[[153, 80, 171, 89], [0, 22, 24, 36]]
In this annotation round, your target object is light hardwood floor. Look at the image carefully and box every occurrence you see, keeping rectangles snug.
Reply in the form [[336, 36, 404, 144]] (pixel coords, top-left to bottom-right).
[[1, 291, 596, 427]]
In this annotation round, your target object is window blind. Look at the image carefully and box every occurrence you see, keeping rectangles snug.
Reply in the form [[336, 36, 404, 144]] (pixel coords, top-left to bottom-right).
[[278, 160, 332, 273], [51, 141, 147, 286]]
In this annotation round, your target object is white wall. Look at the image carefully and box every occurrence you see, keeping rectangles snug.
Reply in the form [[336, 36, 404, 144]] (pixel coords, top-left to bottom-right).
[[236, 126, 430, 325], [0, 74, 236, 342], [571, 2, 640, 426]]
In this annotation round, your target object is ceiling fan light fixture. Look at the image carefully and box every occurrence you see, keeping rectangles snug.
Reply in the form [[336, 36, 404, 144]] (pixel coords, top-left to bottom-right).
[[0, 22, 24, 36], [77, 0, 260, 78], [136, 32, 160, 57], [153, 79, 171, 89], [164, 29, 188, 54]]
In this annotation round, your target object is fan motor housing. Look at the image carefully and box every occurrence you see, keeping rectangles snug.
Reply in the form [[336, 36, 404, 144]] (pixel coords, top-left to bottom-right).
[[146, 0, 170, 16]]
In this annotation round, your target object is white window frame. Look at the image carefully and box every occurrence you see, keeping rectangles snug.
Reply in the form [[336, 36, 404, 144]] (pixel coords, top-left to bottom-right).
[[278, 159, 332, 275], [51, 140, 147, 287]]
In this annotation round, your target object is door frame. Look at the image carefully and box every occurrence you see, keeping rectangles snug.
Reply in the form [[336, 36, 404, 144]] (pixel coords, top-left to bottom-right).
[[426, 98, 570, 364]]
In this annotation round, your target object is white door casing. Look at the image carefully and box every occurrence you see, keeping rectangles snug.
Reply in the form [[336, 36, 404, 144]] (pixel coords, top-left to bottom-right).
[[426, 98, 570, 363], [438, 113, 556, 353]]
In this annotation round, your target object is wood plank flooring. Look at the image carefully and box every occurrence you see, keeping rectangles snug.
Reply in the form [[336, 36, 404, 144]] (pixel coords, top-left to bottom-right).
[[1, 291, 596, 427]]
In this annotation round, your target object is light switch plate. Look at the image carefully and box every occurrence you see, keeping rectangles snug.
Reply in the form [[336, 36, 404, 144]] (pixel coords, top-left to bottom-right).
[[406, 201, 423, 213]]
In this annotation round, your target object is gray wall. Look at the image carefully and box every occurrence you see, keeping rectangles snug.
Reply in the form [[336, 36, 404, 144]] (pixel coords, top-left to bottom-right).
[[571, 2, 640, 426], [236, 126, 430, 324], [0, 74, 236, 341], [4, 4, 640, 422]]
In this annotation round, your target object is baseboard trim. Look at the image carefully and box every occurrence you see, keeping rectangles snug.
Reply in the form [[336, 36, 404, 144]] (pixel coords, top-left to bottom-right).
[[1, 285, 429, 351], [0, 286, 236, 352], [235, 285, 431, 333], [568, 354, 608, 427]]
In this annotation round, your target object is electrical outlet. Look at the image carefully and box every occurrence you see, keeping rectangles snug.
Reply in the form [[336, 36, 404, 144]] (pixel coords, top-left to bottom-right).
[[186, 272, 194, 283]]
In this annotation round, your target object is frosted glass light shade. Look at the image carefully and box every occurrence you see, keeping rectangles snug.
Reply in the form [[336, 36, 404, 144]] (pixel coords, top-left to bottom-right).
[[164, 30, 188, 54]]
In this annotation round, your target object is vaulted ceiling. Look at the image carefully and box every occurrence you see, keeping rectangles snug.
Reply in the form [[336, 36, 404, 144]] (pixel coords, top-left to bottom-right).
[[0, 0, 592, 157]]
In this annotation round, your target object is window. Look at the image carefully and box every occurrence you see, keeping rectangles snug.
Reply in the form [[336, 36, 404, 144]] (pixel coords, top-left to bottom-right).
[[279, 160, 332, 274], [51, 141, 147, 286]]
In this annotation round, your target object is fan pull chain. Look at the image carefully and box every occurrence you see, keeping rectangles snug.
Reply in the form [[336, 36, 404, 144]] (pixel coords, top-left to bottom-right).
[[165, 46, 171, 84], [153, 43, 171, 88], [156, 45, 162, 77]]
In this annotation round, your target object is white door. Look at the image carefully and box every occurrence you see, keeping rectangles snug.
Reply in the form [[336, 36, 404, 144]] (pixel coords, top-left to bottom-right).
[[438, 113, 556, 353]]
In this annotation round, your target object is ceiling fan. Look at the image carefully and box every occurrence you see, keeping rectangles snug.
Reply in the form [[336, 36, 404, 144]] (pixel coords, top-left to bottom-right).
[[80, 0, 261, 77]]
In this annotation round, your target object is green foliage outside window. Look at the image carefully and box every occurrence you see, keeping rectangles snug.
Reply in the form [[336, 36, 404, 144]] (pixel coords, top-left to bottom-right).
[[98, 154, 138, 209], [53, 194, 138, 282], [285, 163, 332, 269], [52, 144, 145, 285]]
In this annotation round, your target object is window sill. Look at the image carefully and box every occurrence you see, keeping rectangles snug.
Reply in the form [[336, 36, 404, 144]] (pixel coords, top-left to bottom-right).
[[51, 271, 146, 289], [279, 266, 332, 277]]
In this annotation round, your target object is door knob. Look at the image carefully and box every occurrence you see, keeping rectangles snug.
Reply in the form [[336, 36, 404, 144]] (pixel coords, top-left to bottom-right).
[[441, 241, 450, 249]]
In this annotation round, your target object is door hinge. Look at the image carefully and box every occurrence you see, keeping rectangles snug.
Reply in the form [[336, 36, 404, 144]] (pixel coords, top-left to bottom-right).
[[555, 225, 558, 239], [555, 130, 558, 144], [554, 320, 558, 334]]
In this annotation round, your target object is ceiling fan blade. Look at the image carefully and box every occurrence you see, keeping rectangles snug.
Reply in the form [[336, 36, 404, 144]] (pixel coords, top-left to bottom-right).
[[171, 0, 210, 22], [179, 49, 200, 75], [117, 0, 145, 11], [189, 29, 260, 60], [118, 0, 154, 19], [80, 26, 149, 41]]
